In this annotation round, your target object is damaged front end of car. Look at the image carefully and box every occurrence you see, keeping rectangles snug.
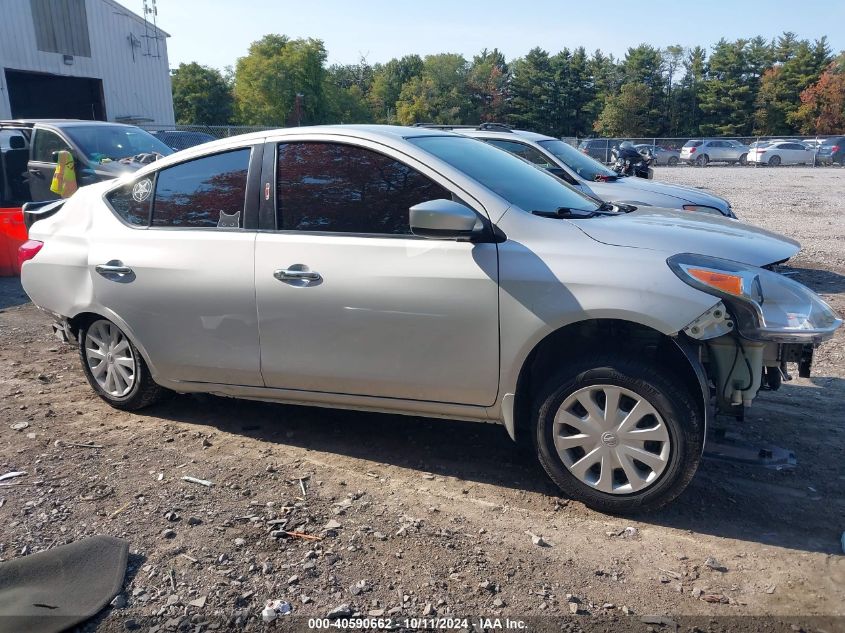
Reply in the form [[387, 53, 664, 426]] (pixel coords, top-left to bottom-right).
[[669, 253, 842, 416]]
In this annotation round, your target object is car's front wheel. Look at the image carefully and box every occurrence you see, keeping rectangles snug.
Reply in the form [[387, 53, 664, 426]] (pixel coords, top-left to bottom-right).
[[739, 153, 748, 165], [533, 355, 703, 514], [79, 318, 168, 410]]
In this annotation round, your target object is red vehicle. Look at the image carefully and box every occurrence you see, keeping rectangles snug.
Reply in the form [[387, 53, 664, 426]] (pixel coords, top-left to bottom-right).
[[0, 120, 172, 275]]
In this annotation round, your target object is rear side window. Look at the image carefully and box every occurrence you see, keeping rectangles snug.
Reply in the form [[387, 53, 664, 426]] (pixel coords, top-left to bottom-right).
[[152, 149, 250, 228], [485, 140, 553, 167], [276, 142, 450, 235], [105, 178, 153, 226]]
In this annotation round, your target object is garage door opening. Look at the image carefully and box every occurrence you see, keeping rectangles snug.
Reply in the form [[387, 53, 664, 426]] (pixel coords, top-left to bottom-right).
[[5, 69, 105, 120]]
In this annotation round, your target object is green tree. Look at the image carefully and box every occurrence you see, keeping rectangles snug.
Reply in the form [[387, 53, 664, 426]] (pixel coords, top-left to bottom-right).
[[170, 62, 233, 125], [584, 50, 623, 131], [594, 82, 655, 137], [753, 35, 832, 134], [466, 48, 510, 122], [368, 55, 424, 123], [233, 35, 328, 126], [699, 39, 755, 136], [507, 47, 555, 133], [395, 54, 470, 124]]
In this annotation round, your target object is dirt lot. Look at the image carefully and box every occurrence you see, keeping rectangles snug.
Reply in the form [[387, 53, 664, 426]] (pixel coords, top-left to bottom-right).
[[0, 167, 843, 632]]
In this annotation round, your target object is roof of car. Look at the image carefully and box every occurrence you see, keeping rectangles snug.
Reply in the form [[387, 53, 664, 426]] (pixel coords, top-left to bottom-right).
[[119, 125, 466, 177], [0, 119, 138, 129]]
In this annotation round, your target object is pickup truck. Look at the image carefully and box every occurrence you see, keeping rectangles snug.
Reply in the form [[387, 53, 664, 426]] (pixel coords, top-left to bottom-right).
[[0, 120, 172, 275]]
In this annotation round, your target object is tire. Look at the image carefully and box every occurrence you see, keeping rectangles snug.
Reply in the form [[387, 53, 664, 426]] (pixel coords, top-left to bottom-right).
[[768, 155, 781, 167], [739, 153, 748, 166], [667, 156, 678, 166], [533, 354, 703, 514], [695, 154, 709, 167], [78, 318, 169, 410]]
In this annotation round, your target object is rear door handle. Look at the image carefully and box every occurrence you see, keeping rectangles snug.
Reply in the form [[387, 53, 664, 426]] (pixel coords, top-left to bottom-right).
[[95, 262, 133, 276], [273, 266, 321, 284], [28, 169, 45, 179]]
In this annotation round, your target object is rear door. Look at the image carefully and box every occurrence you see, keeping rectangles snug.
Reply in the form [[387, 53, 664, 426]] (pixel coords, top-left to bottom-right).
[[253, 139, 500, 405], [91, 143, 264, 386], [27, 127, 72, 201]]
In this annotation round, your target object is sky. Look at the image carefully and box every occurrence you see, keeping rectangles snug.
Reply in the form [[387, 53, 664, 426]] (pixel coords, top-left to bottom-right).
[[136, 0, 845, 70]]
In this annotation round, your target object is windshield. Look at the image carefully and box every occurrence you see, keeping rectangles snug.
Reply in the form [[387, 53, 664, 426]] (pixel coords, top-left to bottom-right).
[[64, 125, 173, 163], [536, 139, 617, 180], [409, 135, 600, 214], [683, 140, 703, 148]]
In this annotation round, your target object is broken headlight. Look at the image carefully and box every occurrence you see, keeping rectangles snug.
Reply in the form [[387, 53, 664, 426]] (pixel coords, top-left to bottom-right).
[[668, 253, 841, 343]]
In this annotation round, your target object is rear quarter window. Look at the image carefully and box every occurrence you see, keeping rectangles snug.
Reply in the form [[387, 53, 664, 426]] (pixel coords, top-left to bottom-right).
[[105, 177, 153, 226]]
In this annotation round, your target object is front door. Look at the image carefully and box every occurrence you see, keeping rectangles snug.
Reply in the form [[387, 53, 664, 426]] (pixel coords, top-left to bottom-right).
[[90, 146, 263, 386], [27, 127, 71, 201], [254, 140, 500, 406]]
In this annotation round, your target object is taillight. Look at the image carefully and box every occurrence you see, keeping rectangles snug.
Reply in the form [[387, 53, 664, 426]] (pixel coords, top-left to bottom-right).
[[689, 147, 696, 153], [18, 240, 43, 270], [833, 145, 840, 152]]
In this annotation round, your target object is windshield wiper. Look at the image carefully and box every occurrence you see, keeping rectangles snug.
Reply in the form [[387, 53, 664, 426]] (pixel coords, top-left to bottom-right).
[[531, 207, 602, 219]]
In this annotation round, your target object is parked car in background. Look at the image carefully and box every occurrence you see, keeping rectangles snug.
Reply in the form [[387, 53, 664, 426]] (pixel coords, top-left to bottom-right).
[[680, 139, 749, 166], [20, 125, 839, 513], [634, 144, 680, 166], [816, 136, 845, 165], [151, 130, 217, 152], [0, 120, 173, 207], [578, 138, 619, 163], [431, 125, 735, 217], [748, 141, 815, 166]]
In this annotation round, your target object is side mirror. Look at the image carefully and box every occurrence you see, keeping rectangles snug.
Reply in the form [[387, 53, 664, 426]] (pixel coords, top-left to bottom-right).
[[409, 199, 479, 240]]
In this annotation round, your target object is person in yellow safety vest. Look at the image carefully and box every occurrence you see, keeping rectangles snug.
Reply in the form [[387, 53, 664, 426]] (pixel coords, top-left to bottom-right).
[[50, 150, 78, 198]]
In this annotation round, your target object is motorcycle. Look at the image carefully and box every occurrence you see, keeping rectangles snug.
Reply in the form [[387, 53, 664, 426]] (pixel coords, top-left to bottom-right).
[[610, 145, 654, 179]]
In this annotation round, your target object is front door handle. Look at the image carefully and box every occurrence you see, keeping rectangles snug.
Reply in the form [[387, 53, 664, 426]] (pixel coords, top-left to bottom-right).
[[95, 262, 133, 276], [273, 265, 321, 284], [28, 169, 45, 179]]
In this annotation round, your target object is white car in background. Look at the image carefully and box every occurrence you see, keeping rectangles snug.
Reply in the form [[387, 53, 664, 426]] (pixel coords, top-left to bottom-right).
[[748, 141, 816, 166], [680, 139, 750, 166]]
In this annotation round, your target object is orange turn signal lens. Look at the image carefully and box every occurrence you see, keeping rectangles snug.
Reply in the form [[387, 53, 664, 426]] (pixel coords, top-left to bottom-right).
[[687, 268, 743, 295]]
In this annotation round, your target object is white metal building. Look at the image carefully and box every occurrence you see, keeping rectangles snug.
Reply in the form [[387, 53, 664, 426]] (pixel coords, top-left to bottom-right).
[[0, 0, 175, 124]]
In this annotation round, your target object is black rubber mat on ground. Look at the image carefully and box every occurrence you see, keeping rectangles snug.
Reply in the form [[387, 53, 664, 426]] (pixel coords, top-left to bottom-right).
[[0, 535, 128, 633]]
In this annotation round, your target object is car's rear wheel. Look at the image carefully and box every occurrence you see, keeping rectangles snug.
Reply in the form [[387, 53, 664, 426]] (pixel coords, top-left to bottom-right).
[[667, 156, 679, 166], [533, 355, 703, 514], [79, 318, 168, 410], [768, 155, 781, 166], [695, 154, 709, 167], [739, 153, 748, 166]]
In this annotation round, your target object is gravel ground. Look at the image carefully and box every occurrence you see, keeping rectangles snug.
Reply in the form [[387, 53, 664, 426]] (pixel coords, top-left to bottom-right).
[[0, 168, 844, 633]]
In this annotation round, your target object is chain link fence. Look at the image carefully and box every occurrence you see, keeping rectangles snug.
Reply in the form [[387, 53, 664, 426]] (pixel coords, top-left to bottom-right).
[[561, 135, 842, 167], [139, 124, 842, 168]]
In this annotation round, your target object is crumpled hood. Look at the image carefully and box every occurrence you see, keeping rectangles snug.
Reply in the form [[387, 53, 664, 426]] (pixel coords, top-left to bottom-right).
[[571, 207, 800, 266], [614, 177, 728, 209]]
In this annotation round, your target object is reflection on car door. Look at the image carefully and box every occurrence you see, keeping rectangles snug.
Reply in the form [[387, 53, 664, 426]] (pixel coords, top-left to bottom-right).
[[27, 128, 71, 201], [91, 146, 264, 386], [254, 140, 500, 406]]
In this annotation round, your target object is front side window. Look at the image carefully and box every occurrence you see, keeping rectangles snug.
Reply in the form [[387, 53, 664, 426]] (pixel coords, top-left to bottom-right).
[[31, 129, 71, 163], [485, 139, 553, 167], [276, 142, 451, 235], [152, 149, 250, 228]]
